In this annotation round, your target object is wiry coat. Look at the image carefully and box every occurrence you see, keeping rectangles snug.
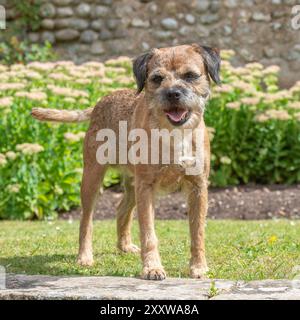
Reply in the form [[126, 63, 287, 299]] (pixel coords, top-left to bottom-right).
[[31, 44, 221, 280]]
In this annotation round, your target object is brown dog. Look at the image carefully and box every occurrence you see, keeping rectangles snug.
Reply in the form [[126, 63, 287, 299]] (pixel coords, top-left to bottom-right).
[[32, 44, 221, 280]]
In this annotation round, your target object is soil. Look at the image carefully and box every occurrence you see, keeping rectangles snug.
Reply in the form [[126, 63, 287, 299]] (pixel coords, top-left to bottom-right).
[[61, 184, 300, 220]]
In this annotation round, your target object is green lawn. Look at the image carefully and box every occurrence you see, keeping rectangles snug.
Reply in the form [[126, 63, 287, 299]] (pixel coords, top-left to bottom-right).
[[0, 220, 299, 281]]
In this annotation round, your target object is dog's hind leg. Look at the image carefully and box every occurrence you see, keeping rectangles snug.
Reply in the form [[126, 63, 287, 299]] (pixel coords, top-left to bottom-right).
[[117, 176, 140, 253], [77, 160, 106, 267]]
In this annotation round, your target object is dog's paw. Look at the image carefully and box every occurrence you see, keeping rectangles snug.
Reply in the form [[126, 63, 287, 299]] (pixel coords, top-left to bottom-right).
[[190, 265, 209, 279], [119, 243, 141, 254], [141, 267, 166, 281], [77, 254, 94, 267]]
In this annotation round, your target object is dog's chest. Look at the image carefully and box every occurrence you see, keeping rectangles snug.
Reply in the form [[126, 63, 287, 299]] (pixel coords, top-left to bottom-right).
[[154, 165, 185, 194]]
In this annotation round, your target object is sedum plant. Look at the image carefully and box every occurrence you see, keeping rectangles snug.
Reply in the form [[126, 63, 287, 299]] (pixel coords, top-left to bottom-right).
[[0, 53, 300, 219]]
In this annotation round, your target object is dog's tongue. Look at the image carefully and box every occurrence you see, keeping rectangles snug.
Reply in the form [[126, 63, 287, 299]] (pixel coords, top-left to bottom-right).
[[165, 109, 188, 122]]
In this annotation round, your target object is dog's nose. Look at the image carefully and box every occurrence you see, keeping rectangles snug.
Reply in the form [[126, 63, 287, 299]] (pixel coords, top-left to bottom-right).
[[166, 88, 182, 101]]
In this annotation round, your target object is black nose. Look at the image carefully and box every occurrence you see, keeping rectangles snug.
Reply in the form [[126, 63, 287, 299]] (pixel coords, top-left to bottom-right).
[[166, 88, 182, 101]]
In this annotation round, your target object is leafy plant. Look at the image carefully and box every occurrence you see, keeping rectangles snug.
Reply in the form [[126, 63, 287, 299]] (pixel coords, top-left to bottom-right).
[[0, 1, 54, 65], [11, 0, 42, 32], [207, 280, 219, 298], [0, 37, 56, 65], [0, 57, 134, 219], [205, 52, 300, 186], [0, 53, 300, 219]]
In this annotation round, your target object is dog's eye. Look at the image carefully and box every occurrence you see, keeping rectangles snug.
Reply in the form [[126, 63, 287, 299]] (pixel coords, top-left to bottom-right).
[[151, 75, 164, 84], [183, 72, 201, 82]]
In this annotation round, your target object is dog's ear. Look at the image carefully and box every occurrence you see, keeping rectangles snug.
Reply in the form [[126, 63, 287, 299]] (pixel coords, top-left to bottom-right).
[[133, 51, 153, 93], [192, 44, 221, 85]]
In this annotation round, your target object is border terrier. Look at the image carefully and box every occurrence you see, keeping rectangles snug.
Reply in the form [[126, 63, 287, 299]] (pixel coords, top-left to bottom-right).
[[32, 44, 221, 280]]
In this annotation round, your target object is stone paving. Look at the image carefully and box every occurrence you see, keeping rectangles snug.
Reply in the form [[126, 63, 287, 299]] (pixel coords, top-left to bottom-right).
[[0, 274, 300, 300]]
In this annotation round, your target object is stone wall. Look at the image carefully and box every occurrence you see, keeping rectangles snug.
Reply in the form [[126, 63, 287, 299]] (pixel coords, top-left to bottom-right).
[[2, 0, 300, 86]]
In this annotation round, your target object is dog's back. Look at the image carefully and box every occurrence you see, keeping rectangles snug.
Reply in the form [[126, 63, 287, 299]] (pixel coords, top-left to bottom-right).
[[89, 89, 139, 133], [31, 89, 139, 129]]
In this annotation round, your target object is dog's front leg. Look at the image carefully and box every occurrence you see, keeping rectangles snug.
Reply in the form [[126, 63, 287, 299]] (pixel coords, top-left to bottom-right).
[[135, 177, 166, 280], [187, 179, 209, 279]]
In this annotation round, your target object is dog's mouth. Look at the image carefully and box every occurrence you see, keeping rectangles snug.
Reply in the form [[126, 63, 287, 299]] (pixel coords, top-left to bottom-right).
[[164, 108, 191, 126]]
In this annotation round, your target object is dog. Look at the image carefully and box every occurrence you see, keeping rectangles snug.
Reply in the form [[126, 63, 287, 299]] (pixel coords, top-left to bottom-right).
[[31, 44, 221, 280]]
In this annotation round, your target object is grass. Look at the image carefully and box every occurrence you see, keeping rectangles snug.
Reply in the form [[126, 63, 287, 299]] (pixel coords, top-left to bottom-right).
[[0, 219, 300, 281]]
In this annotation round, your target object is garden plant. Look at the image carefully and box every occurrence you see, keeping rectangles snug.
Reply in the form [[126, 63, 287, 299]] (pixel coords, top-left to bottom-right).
[[0, 51, 300, 219]]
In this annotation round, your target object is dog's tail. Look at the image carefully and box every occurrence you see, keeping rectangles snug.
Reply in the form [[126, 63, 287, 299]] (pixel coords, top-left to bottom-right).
[[31, 107, 93, 123]]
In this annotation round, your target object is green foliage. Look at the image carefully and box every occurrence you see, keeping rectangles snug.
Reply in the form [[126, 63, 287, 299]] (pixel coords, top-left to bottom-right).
[[208, 281, 219, 298], [11, 0, 42, 32], [0, 37, 56, 65], [0, 58, 134, 219], [0, 1, 55, 65], [205, 51, 300, 186], [103, 168, 121, 188], [0, 52, 300, 219]]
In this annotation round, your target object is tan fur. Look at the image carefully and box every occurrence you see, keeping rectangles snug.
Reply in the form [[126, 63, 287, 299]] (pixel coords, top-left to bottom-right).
[[31, 107, 93, 123], [32, 44, 217, 280]]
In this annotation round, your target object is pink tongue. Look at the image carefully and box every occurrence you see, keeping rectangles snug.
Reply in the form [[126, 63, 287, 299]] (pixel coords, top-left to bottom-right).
[[166, 109, 188, 122]]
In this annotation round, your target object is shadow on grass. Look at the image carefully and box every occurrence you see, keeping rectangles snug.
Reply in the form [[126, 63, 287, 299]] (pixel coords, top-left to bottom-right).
[[0, 253, 141, 279], [0, 254, 76, 275]]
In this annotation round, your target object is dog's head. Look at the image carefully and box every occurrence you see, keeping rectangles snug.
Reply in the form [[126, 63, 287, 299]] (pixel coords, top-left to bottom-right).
[[133, 44, 221, 128]]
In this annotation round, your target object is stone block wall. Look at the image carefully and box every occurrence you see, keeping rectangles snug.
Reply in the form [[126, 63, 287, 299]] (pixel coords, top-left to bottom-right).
[[2, 0, 300, 86]]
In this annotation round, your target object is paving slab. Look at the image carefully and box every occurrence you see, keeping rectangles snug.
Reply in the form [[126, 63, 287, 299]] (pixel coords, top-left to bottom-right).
[[0, 274, 299, 300], [213, 280, 300, 300], [0, 274, 234, 300]]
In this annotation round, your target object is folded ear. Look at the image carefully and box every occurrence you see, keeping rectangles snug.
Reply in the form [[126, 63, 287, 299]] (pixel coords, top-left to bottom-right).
[[192, 44, 221, 85], [132, 51, 154, 93]]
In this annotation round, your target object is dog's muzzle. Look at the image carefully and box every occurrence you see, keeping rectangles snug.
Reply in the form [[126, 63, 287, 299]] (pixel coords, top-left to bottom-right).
[[163, 107, 191, 126], [162, 87, 192, 126]]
